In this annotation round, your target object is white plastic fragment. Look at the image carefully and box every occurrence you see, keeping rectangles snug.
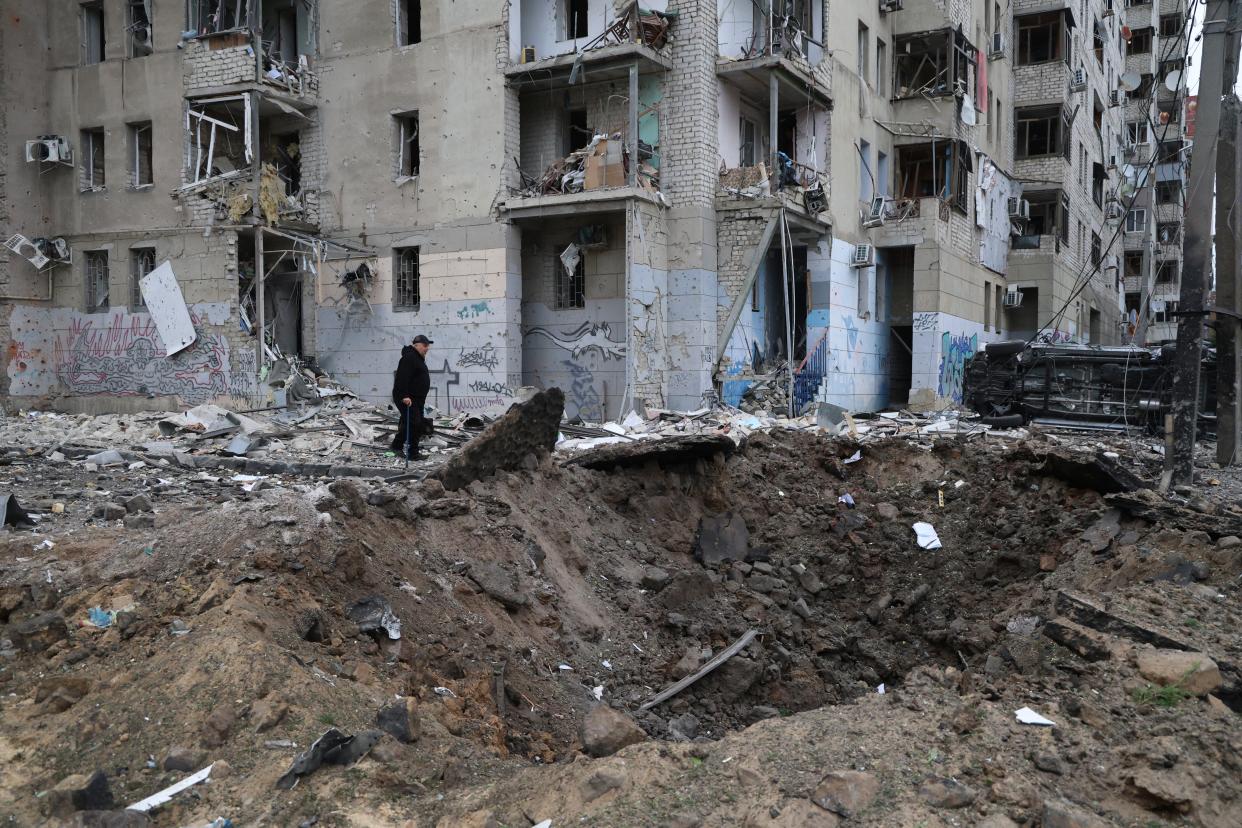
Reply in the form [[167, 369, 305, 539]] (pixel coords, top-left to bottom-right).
[[127, 763, 214, 812], [838, 493, 855, 507], [877, 683, 886, 694], [1014, 707, 1055, 726], [592, 685, 604, 701], [532, 821, 552, 828], [433, 687, 457, 698], [601, 660, 612, 670], [912, 522, 943, 550], [844, 450, 862, 464], [558, 664, 573, 672]]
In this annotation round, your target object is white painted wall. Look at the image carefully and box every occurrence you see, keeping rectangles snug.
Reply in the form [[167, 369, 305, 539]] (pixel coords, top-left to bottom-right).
[[517, 0, 614, 63]]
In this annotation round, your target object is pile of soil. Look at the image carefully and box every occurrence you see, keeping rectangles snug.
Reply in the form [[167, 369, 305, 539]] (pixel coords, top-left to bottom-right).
[[0, 428, 1238, 826]]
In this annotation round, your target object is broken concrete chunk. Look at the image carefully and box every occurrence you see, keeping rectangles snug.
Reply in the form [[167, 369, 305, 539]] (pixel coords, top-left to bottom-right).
[[92, 503, 127, 521], [1042, 799, 1111, 828], [85, 450, 125, 467], [1136, 649, 1222, 696], [63, 811, 151, 828], [693, 511, 749, 566], [35, 676, 91, 712], [467, 562, 528, 611], [375, 698, 420, 743], [918, 776, 977, 809], [347, 596, 402, 640], [1039, 451, 1149, 493], [435, 389, 563, 491], [810, 770, 880, 817], [580, 704, 646, 757], [1041, 618, 1112, 662], [124, 494, 153, 514], [161, 745, 205, 773], [567, 433, 737, 471], [11, 612, 69, 652], [44, 770, 113, 819]]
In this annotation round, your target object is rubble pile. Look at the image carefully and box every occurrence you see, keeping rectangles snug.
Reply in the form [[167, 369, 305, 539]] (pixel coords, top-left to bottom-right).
[[0, 405, 1239, 826], [518, 133, 660, 199]]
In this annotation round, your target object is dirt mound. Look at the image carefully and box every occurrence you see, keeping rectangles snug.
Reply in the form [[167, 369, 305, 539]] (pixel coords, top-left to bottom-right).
[[0, 430, 1238, 826]]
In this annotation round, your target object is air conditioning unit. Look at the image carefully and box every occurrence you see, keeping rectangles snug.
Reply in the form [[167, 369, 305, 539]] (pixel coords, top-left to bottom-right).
[[1109, 90, 1125, 107], [3, 234, 70, 270], [520, 46, 537, 63], [879, 0, 903, 13], [1002, 289, 1024, 308], [989, 32, 1006, 60], [1103, 255, 1119, 271], [1103, 0, 1116, 17], [851, 244, 874, 267], [863, 196, 887, 227], [1070, 68, 1087, 92], [1106, 202, 1126, 220], [1007, 197, 1030, 220], [24, 136, 72, 164]]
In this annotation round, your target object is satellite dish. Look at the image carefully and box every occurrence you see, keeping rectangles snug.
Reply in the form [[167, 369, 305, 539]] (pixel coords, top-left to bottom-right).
[[1164, 70, 1183, 91], [1120, 71, 1141, 92]]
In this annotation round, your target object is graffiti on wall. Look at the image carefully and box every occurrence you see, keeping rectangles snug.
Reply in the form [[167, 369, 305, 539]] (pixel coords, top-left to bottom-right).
[[7, 304, 234, 404], [561, 360, 604, 422], [228, 345, 260, 405], [427, 359, 461, 412], [525, 320, 626, 361], [456, 301, 492, 319], [913, 312, 938, 333], [792, 332, 829, 412], [936, 332, 979, 403], [457, 342, 500, 371]]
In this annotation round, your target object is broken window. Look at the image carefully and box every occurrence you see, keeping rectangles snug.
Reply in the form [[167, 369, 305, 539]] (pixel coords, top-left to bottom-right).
[[395, 112, 419, 178], [186, 97, 251, 184], [1093, 18, 1104, 65], [1016, 12, 1070, 65], [1092, 162, 1105, 208], [739, 117, 758, 167], [1124, 253, 1143, 279], [399, 0, 421, 46], [1015, 106, 1069, 158], [1157, 222, 1179, 243], [85, 250, 110, 312], [1129, 27, 1153, 55], [1126, 120, 1151, 145], [893, 30, 976, 99], [1125, 208, 1147, 233], [127, 0, 153, 57], [130, 122, 153, 188], [555, 251, 586, 310], [876, 39, 887, 91], [1159, 14, 1183, 38], [1025, 191, 1064, 237], [566, 109, 589, 156], [131, 247, 156, 308], [80, 128, 105, 190], [564, 0, 589, 39], [82, 2, 105, 65], [269, 132, 302, 196], [1156, 261, 1178, 284], [1090, 232, 1102, 267], [188, 0, 246, 35], [1157, 139, 1183, 162], [1156, 181, 1179, 204], [394, 247, 420, 310], [896, 141, 971, 213]]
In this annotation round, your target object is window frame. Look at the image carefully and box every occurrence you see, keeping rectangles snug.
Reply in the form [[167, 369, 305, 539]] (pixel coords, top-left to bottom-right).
[[130, 247, 156, 309], [1125, 208, 1148, 233], [1015, 106, 1069, 159], [81, 1, 105, 65], [1015, 12, 1068, 65], [554, 251, 586, 310], [398, 0, 422, 47], [394, 112, 420, 180], [85, 250, 110, 312], [80, 128, 106, 191], [393, 246, 421, 311], [129, 122, 153, 188], [127, 0, 153, 58]]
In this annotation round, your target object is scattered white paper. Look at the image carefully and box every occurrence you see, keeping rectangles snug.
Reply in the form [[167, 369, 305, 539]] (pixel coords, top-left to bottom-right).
[[631, 642, 643, 653], [844, 450, 862, 464], [838, 493, 855, 507], [558, 664, 574, 672], [913, 522, 942, 550], [601, 660, 613, 671], [433, 687, 457, 698], [877, 683, 886, 694], [34, 539, 54, 550], [592, 685, 604, 701], [1014, 707, 1055, 726], [532, 821, 552, 828], [954, 480, 966, 489]]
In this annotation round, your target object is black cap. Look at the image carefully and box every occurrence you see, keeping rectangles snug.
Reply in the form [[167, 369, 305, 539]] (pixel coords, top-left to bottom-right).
[[412, 334, 434, 345]]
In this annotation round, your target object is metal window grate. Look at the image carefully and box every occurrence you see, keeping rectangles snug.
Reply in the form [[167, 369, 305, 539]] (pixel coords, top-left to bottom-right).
[[555, 256, 586, 310], [86, 251, 110, 312], [395, 248, 420, 309], [131, 248, 155, 308]]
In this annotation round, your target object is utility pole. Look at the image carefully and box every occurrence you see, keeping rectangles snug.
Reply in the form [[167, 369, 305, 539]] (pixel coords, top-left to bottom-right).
[[1217, 95, 1241, 465], [1168, 0, 1236, 486]]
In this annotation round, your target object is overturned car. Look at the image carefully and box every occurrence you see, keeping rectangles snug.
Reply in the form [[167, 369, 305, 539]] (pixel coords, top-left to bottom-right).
[[962, 340, 1216, 433]]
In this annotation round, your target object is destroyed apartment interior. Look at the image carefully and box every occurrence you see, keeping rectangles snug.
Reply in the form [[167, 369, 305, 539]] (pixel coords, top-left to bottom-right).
[[2, 1, 1241, 826]]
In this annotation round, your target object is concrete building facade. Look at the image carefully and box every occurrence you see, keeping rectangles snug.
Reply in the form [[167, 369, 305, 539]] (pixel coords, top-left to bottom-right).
[[0, 0, 1184, 420]]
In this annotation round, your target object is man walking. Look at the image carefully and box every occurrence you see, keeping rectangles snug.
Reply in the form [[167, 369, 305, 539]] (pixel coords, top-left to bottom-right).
[[391, 334, 433, 460]]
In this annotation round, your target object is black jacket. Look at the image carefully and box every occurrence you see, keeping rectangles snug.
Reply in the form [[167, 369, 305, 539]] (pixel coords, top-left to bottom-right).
[[393, 345, 430, 401]]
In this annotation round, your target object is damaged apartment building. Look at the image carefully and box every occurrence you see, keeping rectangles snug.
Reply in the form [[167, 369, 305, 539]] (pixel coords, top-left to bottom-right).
[[0, 0, 1186, 421]]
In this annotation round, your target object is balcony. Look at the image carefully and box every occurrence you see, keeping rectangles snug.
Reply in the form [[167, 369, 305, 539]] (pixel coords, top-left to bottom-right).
[[182, 0, 318, 100], [1013, 60, 1071, 105], [506, 0, 673, 88]]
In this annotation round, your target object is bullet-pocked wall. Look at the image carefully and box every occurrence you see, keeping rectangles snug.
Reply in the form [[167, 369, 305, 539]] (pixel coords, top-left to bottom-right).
[[310, 0, 523, 413]]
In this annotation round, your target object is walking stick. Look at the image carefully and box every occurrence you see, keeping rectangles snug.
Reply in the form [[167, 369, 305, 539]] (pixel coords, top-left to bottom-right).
[[403, 402, 412, 469]]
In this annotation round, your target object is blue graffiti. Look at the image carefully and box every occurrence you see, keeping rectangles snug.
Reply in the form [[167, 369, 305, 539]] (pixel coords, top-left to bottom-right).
[[937, 332, 978, 403], [793, 333, 830, 413]]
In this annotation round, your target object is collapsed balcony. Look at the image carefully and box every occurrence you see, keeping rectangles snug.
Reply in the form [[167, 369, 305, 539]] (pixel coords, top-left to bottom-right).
[[506, 0, 674, 81], [183, 0, 319, 97], [173, 92, 320, 228]]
